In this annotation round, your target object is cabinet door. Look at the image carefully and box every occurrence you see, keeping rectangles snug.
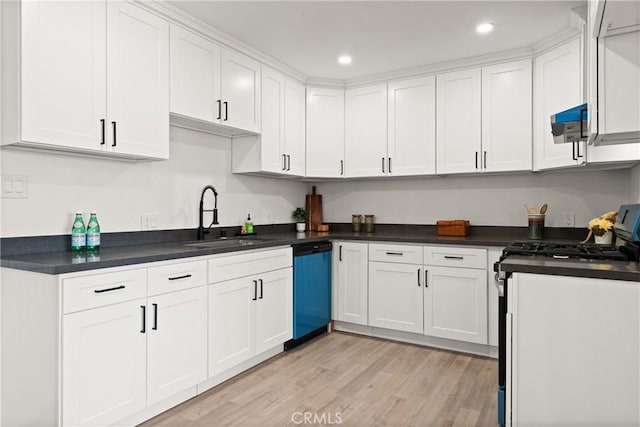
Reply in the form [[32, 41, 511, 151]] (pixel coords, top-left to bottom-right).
[[169, 24, 221, 123], [368, 262, 424, 334], [306, 87, 345, 178], [344, 84, 388, 177], [62, 299, 146, 426], [436, 68, 482, 174], [387, 76, 436, 176], [284, 78, 306, 176], [147, 286, 207, 406], [220, 49, 261, 133], [255, 268, 293, 354], [208, 277, 256, 376], [334, 242, 369, 325], [21, 1, 106, 151], [106, 1, 169, 159], [487, 248, 503, 348], [533, 38, 585, 170], [260, 66, 286, 173], [482, 60, 533, 172], [424, 266, 487, 344]]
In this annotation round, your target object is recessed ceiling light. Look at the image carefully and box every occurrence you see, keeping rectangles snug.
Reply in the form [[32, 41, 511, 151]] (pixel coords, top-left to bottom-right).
[[476, 23, 494, 34], [338, 55, 352, 65]]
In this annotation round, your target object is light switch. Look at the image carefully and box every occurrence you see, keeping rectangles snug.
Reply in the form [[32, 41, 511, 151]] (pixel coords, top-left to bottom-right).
[[1, 174, 28, 199]]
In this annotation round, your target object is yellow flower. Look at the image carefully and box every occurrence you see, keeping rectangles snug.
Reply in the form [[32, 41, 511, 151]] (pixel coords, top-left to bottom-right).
[[588, 215, 615, 236]]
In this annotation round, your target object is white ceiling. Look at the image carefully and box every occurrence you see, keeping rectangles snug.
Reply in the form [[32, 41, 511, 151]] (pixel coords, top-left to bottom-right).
[[168, 1, 585, 81]]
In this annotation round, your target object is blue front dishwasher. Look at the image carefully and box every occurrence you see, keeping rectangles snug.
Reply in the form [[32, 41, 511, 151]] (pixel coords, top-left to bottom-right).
[[285, 241, 332, 350]]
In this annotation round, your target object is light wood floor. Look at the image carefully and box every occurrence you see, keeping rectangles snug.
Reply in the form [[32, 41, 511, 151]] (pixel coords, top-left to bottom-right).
[[141, 332, 498, 427]]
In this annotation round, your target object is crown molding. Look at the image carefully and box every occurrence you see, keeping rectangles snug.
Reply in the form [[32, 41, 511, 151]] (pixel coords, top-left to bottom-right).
[[344, 46, 535, 89], [304, 77, 346, 89], [138, 0, 309, 83], [530, 27, 581, 55]]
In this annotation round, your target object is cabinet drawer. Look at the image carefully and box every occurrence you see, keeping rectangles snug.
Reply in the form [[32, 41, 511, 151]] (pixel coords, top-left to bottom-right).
[[208, 247, 292, 284], [63, 269, 147, 314], [148, 259, 207, 296], [424, 246, 487, 269], [369, 243, 423, 264]]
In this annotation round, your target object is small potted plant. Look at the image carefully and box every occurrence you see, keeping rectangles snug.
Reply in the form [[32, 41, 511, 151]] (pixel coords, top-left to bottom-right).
[[292, 207, 307, 232], [584, 211, 618, 245]]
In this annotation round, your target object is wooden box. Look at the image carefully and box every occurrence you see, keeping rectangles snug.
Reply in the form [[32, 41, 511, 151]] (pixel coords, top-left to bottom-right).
[[436, 220, 470, 237]]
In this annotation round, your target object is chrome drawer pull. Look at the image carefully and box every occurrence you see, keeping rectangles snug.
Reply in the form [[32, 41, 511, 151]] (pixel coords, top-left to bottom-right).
[[386, 252, 404, 256], [444, 255, 464, 260], [168, 274, 192, 281], [94, 285, 125, 293]]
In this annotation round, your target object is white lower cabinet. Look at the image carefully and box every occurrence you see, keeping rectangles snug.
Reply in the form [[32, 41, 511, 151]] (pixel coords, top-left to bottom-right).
[[62, 298, 147, 427], [333, 241, 369, 325], [208, 248, 293, 377], [209, 276, 257, 375], [423, 266, 488, 344], [368, 261, 424, 334], [146, 286, 208, 406]]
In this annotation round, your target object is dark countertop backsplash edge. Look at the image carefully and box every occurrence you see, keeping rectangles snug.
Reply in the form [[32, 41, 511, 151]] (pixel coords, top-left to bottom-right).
[[1, 223, 588, 257]]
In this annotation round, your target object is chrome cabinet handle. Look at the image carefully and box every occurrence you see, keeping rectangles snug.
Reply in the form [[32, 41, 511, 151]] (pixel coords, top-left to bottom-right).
[[94, 285, 125, 293]]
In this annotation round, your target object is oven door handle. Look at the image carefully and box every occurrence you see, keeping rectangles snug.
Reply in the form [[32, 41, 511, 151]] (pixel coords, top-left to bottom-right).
[[494, 272, 505, 297]]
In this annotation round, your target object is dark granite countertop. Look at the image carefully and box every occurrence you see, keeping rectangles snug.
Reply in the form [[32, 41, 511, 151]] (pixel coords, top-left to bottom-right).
[[0, 224, 591, 275], [499, 256, 640, 282]]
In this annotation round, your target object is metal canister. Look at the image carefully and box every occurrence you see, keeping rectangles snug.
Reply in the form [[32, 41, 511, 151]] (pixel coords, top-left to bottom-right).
[[528, 214, 545, 239], [364, 214, 375, 233], [352, 214, 363, 232]]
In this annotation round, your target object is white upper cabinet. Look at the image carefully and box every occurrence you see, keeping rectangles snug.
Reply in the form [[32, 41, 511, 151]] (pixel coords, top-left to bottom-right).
[[533, 38, 585, 170], [20, 1, 106, 152], [344, 84, 388, 177], [169, 25, 260, 135], [283, 79, 306, 176], [481, 59, 533, 172], [306, 87, 345, 178], [106, 1, 169, 159], [220, 49, 261, 133], [231, 67, 305, 176], [15, 0, 169, 159], [169, 24, 221, 123], [387, 76, 437, 176], [436, 68, 482, 174]]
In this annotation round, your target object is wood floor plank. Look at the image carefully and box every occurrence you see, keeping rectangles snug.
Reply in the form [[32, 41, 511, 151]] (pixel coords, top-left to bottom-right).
[[140, 332, 498, 427]]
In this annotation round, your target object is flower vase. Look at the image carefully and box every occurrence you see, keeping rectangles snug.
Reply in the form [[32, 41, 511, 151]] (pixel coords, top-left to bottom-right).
[[594, 231, 612, 245], [296, 222, 306, 232]]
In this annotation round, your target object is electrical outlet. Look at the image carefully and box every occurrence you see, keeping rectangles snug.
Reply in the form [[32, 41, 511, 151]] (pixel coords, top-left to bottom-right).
[[141, 214, 158, 230], [562, 213, 575, 227], [1, 174, 28, 199]]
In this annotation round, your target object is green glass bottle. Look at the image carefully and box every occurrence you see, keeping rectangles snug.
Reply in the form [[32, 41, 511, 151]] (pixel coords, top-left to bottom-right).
[[71, 212, 86, 252], [86, 211, 101, 252]]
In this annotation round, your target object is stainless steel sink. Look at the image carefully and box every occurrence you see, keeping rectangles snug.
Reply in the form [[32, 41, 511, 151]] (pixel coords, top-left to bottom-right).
[[184, 238, 266, 249]]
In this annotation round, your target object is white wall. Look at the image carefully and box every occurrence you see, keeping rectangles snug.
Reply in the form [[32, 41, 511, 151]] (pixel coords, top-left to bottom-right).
[[631, 164, 640, 202], [315, 168, 633, 228], [0, 127, 308, 237]]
